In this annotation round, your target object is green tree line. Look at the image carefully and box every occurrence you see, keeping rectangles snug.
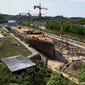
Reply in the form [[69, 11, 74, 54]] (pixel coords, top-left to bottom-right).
[[46, 21, 85, 35]]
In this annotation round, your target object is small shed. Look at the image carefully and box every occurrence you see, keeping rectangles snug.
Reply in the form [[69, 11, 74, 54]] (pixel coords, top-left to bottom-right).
[[6, 20, 18, 26], [1, 55, 36, 72]]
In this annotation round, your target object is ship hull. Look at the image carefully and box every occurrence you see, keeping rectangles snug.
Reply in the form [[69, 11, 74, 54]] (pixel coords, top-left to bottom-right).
[[7, 27, 27, 40], [27, 38, 55, 59], [6, 26, 55, 59]]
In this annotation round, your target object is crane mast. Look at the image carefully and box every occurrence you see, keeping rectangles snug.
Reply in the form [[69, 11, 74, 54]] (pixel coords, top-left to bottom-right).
[[34, 3, 47, 20], [19, 10, 31, 24]]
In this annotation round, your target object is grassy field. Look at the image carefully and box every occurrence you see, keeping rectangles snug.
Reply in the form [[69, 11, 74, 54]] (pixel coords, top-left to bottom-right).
[[0, 28, 31, 58]]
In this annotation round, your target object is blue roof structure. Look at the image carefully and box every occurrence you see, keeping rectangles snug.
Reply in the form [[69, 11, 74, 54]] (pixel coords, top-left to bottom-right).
[[6, 20, 18, 26]]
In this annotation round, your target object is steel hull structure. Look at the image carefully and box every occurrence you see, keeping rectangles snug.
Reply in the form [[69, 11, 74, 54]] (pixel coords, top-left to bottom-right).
[[27, 37, 55, 59], [8, 27, 27, 41], [6, 26, 55, 59]]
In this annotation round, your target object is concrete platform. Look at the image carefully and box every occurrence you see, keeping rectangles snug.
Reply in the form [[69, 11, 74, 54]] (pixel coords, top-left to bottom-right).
[[0, 33, 4, 38]]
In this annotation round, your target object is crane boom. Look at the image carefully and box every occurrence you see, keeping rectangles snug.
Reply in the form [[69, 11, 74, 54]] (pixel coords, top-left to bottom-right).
[[34, 3, 48, 20], [41, 7, 48, 10]]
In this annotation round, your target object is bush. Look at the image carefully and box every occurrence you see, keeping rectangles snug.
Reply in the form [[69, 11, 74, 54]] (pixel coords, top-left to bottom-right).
[[46, 21, 60, 30], [77, 63, 85, 83], [46, 21, 85, 35], [47, 72, 75, 85], [0, 60, 52, 85], [0, 60, 76, 85]]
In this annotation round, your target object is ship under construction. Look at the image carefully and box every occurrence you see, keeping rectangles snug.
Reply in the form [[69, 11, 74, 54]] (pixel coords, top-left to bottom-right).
[[7, 26, 55, 59]]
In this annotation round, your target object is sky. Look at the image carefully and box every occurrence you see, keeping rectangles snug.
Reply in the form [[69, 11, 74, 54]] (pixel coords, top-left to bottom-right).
[[0, 0, 85, 17]]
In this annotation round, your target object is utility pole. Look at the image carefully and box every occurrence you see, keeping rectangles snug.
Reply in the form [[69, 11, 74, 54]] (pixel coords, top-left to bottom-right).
[[27, 10, 31, 22], [60, 21, 64, 36], [19, 13, 23, 24], [34, 3, 48, 20]]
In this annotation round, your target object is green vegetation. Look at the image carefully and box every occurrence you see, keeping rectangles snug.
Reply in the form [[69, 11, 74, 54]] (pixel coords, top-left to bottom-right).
[[0, 13, 17, 24], [0, 59, 76, 85], [77, 63, 85, 83], [45, 21, 85, 42], [46, 21, 85, 35], [0, 28, 31, 58], [47, 71, 75, 85]]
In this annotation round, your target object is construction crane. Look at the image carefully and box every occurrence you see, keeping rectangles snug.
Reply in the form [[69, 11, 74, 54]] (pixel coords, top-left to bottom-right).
[[19, 11, 31, 24], [34, 3, 48, 20]]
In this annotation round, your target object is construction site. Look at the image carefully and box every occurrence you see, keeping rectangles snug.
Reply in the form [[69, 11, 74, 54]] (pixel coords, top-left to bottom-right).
[[0, 2, 85, 85], [3, 20, 85, 84]]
